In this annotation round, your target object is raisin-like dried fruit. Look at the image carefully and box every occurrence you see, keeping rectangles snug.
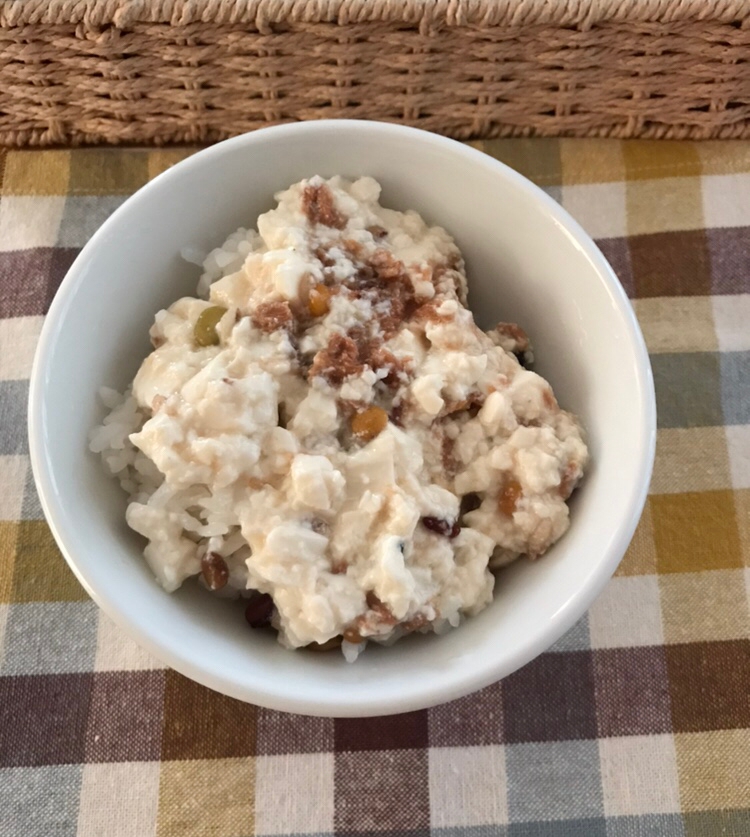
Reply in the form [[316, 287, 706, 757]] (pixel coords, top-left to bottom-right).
[[201, 552, 229, 591], [422, 516, 460, 538], [351, 406, 388, 442], [498, 478, 523, 517], [245, 593, 275, 628], [308, 283, 331, 317]]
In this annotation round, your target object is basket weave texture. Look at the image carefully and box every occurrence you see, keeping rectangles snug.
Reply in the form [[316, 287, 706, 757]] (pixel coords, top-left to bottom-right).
[[1, 0, 749, 146]]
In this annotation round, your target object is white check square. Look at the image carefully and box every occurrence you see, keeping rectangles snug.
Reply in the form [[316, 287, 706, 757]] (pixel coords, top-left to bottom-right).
[[561, 182, 627, 240], [726, 425, 750, 490], [77, 762, 160, 837], [0, 455, 27, 520], [0, 196, 65, 250], [588, 574, 664, 649], [94, 610, 162, 672], [712, 294, 750, 352], [599, 735, 681, 816], [429, 745, 508, 827], [703, 173, 750, 229], [0, 316, 44, 381], [254, 752, 334, 835]]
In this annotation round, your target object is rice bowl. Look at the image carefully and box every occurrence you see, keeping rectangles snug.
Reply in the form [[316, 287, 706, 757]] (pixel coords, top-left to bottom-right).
[[28, 121, 655, 715]]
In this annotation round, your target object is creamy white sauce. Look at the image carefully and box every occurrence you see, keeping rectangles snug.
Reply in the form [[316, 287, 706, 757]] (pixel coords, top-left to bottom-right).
[[122, 176, 588, 651]]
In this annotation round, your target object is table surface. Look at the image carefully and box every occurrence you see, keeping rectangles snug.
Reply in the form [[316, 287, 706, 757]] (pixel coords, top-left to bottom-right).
[[0, 139, 748, 837]]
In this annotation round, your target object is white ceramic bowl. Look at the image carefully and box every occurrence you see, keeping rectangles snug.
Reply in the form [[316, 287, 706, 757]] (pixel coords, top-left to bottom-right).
[[29, 121, 655, 717]]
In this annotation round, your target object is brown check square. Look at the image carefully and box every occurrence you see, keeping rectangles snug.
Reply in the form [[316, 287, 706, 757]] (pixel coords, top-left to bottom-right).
[[428, 680, 504, 747], [595, 238, 635, 298], [659, 569, 748, 644], [85, 671, 165, 762], [502, 650, 598, 743], [628, 230, 712, 298], [0, 673, 94, 767], [0, 249, 55, 319], [707, 227, 750, 295], [334, 748, 429, 833], [161, 670, 257, 760], [256, 707, 334, 755], [335, 710, 429, 752], [626, 176, 704, 237], [0, 248, 78, 319], [593, 647, 673, 737], [666, 640, 750, 734]]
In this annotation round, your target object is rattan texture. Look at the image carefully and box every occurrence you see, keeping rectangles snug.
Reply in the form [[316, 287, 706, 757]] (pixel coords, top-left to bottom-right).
[[1, 0, 749, 146]]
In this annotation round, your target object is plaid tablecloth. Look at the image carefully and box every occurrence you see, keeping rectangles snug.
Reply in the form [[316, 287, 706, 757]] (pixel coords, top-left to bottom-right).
[[1, 138, 749, 837]]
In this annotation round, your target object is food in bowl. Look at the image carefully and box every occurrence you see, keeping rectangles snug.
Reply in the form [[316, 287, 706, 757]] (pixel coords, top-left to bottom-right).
[[90, 175, 588, 659]]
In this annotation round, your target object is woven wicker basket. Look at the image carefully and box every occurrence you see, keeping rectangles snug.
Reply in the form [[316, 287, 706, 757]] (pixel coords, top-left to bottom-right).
[[1, 0, 749, 146]]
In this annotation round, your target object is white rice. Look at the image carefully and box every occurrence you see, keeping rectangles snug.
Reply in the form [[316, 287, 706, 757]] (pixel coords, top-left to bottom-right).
[[89, 224, 264, 597]]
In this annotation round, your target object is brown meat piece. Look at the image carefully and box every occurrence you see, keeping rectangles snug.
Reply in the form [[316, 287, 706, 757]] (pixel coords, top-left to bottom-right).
[[378, 282, 417, 338], [373, 347, 405, 388], [338, 328, 407, 388], [370, 249, 404, 281], [413, 301, 453, 325], [309, 333, 363, 384], [302, 183, 347, 230], [251, 301, 294, 333]]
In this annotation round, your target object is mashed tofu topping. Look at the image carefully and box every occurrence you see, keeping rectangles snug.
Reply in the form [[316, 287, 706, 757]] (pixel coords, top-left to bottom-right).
[[95, 176, 588, 655]]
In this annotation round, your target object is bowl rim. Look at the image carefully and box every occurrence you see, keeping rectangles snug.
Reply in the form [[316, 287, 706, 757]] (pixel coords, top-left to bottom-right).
[[28, 119, 656, 716]]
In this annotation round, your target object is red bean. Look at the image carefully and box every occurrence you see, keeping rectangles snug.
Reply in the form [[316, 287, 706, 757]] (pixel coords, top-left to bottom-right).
[[460, 493, 482, 516], [245, 593, 274, 628], [422, 516, 460, 539]]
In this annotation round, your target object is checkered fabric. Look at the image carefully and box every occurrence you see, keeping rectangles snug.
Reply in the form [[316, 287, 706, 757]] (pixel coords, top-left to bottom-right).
[[0, 139, 749, 837]]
